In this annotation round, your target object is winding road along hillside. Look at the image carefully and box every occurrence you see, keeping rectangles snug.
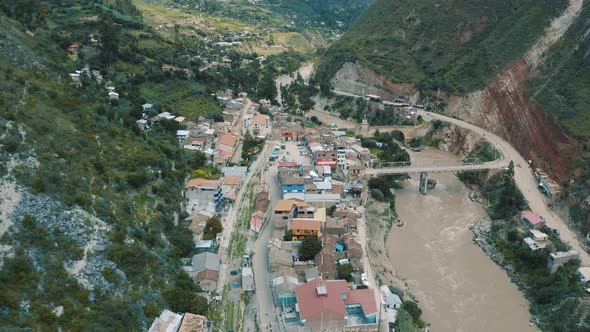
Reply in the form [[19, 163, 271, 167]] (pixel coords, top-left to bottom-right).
[[420, 110, 590, 267]]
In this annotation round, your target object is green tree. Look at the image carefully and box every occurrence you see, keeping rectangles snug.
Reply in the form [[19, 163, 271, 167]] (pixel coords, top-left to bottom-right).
[[204, 216, 223, 240], [98, 14, 121, 67], [337, 263, 354, 282], [403, 301, 423, 324], [163, 272, 207, 314], [300, 236, 322, 260]]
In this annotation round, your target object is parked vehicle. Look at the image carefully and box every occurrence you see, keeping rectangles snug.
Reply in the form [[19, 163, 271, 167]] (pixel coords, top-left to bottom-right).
[[553, 228, 560, 237]]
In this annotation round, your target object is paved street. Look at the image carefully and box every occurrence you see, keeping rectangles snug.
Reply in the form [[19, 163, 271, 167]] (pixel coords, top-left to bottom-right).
[[253, 157, 281, 331]]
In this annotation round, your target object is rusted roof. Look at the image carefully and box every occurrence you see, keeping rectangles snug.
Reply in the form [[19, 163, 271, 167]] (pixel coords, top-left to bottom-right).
[[218, 133, 238, 147], [291, 219, 321, 231], [274, 199, 296, 212], [178, 313, 207, 332], [252, 113, 267, 126], [185, 178, 221, 189], [222, 176, 241, 185]]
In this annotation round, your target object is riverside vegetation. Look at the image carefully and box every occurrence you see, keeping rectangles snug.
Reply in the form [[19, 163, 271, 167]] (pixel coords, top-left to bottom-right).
[[468, 164, 590, 330]]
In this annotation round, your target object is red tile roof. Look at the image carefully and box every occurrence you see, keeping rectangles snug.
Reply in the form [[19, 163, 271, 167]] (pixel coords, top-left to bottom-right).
[[522, 210, 544, 225], [295, 279, 348, 322], [345, 288, 378, 316], [295, 279, 378, 325], [279, 161, 298, 167]]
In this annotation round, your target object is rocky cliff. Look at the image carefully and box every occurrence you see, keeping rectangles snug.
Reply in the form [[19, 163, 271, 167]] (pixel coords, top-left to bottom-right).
[[447, 0, 584, 182], [331, 62, 415, 99]]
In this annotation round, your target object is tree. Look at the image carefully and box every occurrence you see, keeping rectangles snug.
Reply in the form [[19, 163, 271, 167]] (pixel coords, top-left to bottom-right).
[[98, 14, 121, 67], [192, 151, 207, 169], [403, 301, 422, 323], [337, 263, 354, 282], [300, 236, 322, 260], [204, 216, 222, 240], [283, 230, 293, 241], [327, 205, 337, 217], [163, 272, 207, 314]]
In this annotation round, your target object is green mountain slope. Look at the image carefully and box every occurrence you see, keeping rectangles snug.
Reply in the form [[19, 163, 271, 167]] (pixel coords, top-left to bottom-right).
[[527, 2, 590, 234], [318, 0, 568, 93], [0, 1, 216, 330]]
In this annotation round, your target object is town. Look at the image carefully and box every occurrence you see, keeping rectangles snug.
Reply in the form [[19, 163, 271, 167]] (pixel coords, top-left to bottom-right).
[[3, 1, 590, 332]]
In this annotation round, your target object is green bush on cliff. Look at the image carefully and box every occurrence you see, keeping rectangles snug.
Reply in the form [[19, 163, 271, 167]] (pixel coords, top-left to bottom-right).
[[483, 166, 526, 219]]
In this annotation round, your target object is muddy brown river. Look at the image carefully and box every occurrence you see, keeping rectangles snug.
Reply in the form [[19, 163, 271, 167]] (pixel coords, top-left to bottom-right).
[[388, 149, 536, 332]]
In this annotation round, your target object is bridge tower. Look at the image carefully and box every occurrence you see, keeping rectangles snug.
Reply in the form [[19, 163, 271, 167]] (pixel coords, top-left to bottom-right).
[[419, 172, 428, 195]]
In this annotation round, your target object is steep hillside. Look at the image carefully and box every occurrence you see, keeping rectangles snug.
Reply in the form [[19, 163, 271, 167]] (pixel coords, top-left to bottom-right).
[[0, 1, 218, 330], [318, 0, 568, 93], [526, 1, 590, 234]]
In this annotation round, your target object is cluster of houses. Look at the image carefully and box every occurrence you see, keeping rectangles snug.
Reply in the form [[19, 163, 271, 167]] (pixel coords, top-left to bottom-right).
[[241, 119, 385, 329], [364, 94, 421, 124], [520, 210, 590, 283], [148, 310, 211, 332], [68, 64, 103, 88]]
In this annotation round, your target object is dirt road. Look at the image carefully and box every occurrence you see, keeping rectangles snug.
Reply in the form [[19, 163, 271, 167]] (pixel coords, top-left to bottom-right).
[[421, 110, 590, 267]]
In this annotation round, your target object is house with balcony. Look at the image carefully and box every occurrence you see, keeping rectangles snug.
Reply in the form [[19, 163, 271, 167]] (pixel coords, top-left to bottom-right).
[[185, 178, 223, 213], [289, 219, 321, 241], [280, 176, 305, 200]]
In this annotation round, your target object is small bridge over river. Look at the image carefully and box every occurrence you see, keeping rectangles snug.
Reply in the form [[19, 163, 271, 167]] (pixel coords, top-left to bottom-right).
[[365, 158, 509, 194]]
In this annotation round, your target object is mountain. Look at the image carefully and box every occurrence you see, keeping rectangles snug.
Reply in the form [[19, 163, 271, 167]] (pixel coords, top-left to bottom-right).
[[318, 0, 569, 93], [318, 0, 590, 232]]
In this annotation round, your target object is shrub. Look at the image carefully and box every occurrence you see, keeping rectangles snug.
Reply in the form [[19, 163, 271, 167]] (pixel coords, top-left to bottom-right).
[[371, 188, 385, 201], [337, 263, 354, 282], [403, 300, 422, 324], [203, 216, 222, 240]]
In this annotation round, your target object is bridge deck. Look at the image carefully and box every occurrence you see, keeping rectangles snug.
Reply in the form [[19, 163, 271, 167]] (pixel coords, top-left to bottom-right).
[[365, 161, 507, 175]]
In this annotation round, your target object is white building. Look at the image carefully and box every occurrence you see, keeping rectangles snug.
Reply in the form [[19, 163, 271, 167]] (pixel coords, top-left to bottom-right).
[[176, 130, 190, 143], [148, 310, 183, 332], [336, 146, 346, 169]]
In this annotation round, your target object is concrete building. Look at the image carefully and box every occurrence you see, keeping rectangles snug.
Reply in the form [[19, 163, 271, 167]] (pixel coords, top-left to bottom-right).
[[578, 267, 590, 284], [289, 219, 322, 240], [221, 166, 248, 177], [281, 177, 305, 200], [217, 133, 239, 153], [295, 279, 378, 331], [523, 237, 540, 251], [184, 252, 221, 291], [273, 199, 299, 228], [185, 178, 223, 211], [530, 229, 548, 242], [248, 113, 270, 137], [336, 146, 346, 169], [148, 310, 183, 332], [548, 250, 579, 273], [176, 130, 190, 143]]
